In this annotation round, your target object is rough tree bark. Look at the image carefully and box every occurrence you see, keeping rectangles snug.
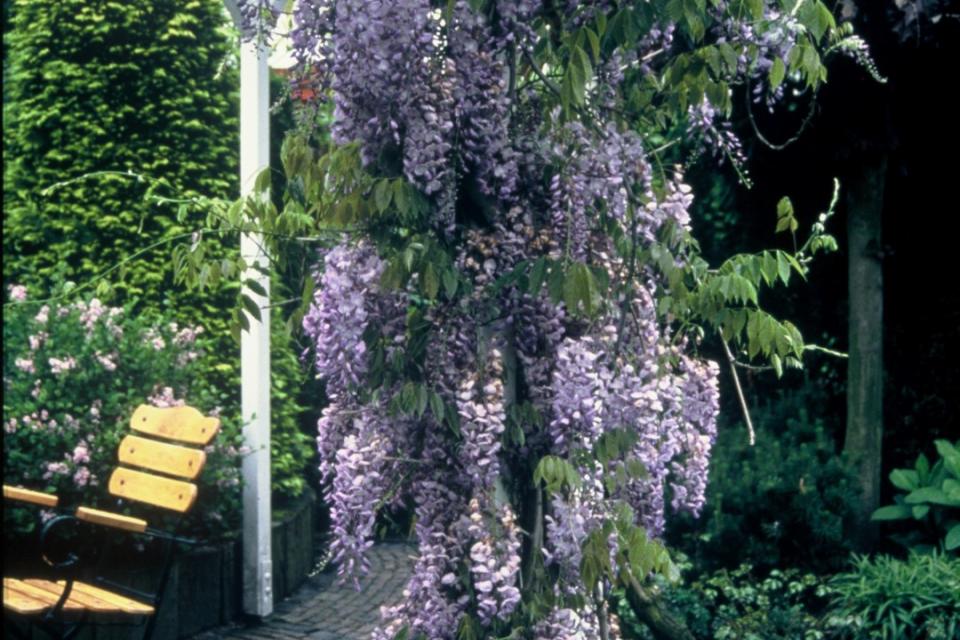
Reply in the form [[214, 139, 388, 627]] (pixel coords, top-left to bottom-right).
[[624, 573, 696, 640], [843, 153, 887, 551]]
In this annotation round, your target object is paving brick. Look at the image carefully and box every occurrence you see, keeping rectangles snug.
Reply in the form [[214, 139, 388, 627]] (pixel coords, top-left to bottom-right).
[[184, 544, 415, 640]]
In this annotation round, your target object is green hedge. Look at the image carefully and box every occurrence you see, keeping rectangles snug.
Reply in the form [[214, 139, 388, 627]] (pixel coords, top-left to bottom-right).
[[3, 0, 312, 500]]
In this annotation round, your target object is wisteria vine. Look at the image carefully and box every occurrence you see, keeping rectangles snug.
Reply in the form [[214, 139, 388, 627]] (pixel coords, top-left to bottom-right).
[[241, 1, 873, 638]]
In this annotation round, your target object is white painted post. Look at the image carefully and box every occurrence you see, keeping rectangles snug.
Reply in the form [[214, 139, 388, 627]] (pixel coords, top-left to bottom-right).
[[239, 33, 273, 618], [223, 0, 273, 617]]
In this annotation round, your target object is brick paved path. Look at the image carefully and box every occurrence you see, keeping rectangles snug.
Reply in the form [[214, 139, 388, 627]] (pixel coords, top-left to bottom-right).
[[192, 543, 415, 640]]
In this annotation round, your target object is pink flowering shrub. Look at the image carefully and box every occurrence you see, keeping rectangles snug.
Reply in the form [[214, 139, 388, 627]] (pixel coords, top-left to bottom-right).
[[3, 285, 243, 538]]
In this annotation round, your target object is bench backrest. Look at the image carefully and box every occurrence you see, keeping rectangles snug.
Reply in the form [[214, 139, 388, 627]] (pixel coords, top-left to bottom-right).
[[107, 405, 220, 514]]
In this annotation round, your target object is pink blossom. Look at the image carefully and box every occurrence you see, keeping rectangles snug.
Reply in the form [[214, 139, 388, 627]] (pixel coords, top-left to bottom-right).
[[149, 386, 184, 408], [8, 284, 28, 302], [49, 356, 77, 375], [80, 298, 107, 330], [4, 418, 17, 434], [151, 336, 166, 350], [73, 466, 91, 488], [43, 461, 70, 479], [71, 443, 90, 464], [28, 332, 48, 350], [34, 305, 49, 324], [95, 351, 117, 371], [173, 325, 203, 346], [177, 350, 200, 366], [15, 357, 36, 374]]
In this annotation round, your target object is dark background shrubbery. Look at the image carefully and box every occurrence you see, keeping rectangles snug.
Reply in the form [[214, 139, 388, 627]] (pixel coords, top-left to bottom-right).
[[667, 381, 857, 576]]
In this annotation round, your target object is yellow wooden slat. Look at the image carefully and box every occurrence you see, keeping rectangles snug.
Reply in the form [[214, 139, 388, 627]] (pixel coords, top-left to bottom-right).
[[66, 581, 154, 615], [3, 579, 48, 614], [3, 485, 59, 507], [75, 506, 148, 533], [21, 580, 121, 613], [118, 434, 206, 480], [130, 405, 219, 445], [3, 579, 85, 611], [108, 467, 197, 513]]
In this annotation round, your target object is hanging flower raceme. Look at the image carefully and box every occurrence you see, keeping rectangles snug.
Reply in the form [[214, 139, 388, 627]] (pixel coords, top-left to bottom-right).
[[302, 242, 380, 397]]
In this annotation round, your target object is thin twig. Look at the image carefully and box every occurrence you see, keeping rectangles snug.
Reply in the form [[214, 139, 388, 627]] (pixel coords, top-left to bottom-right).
[[804, 343, 848, 359], [2, 231, 206, 307], [733, 359, 774, 372], [720, 334, 756, 446], [612, 201, 642, 363], [381, 455, 428, 465], [522, 47, 563, 98], [745, 77, 819, 151]]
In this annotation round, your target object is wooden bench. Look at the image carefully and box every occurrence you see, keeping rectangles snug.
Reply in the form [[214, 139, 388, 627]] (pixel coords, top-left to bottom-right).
[[3, 404, 220, 640]]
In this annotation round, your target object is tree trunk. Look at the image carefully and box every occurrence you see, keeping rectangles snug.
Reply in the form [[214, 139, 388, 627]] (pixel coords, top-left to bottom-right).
[[844, 153, 887, 551], [624, 574, 695, 640]]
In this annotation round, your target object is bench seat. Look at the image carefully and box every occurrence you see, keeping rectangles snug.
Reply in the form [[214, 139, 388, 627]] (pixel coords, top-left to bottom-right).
[[4, 578, 154, 616]]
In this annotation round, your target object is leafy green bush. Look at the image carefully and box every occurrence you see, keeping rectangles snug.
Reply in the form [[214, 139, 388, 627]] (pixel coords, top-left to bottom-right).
[[824, 552, 960, 640], [2, 0, 315, 502], [3, 284, 243, 538], [668, 384, 857, 574], [269, 313, 313, 502], [872, 439, 960, 553], [3, 0, 237, 303], [616, 554, 830, 640]]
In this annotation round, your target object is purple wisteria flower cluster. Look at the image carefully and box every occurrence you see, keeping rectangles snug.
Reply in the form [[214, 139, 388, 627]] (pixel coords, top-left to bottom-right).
[[260, 1, 833, 637], [302, 241, 386, 398]]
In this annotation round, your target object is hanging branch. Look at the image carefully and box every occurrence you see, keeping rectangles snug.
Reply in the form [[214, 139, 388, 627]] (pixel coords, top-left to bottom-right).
[[744, 77, 820, 151], [720, 333, 756, 446]]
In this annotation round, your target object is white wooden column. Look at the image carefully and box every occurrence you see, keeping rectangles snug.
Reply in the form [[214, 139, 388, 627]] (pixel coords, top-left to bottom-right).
[[239, 33, 273, 618], [224, 0, 274, 617]]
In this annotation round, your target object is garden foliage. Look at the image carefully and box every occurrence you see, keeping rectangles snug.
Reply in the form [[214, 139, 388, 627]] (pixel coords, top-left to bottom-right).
[[825, 551, 960, 640], [872, 439, 960, 554], [3, 0, 237, 305], [620, 551, 960, 640], [2, 284, 244, 538], [618, 556, 830, 640], [2, 0, 313, 500], [668, 384, 857, 574]]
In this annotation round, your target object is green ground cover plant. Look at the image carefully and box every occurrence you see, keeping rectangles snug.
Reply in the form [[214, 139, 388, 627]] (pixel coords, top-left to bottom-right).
[[824, 552, 960, 640], [872, 439, 960, 553]]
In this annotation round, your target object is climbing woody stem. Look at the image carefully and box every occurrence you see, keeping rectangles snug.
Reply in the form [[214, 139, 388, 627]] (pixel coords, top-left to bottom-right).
[[720, 333, 756, 446]]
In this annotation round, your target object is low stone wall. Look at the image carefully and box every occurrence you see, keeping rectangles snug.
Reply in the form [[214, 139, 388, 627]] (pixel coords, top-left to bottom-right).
[[5, 489, 317, 640], [158, 488, 317, 640]]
